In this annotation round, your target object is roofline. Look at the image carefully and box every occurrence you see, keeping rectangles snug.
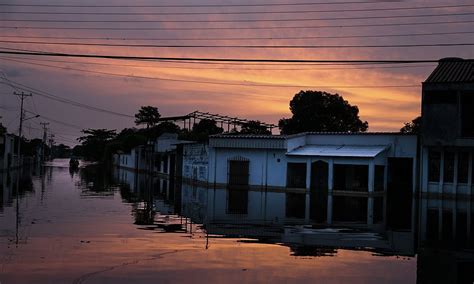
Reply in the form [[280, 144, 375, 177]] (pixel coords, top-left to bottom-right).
[[286, 132, 418, 138], [209, 134, 286, 139]]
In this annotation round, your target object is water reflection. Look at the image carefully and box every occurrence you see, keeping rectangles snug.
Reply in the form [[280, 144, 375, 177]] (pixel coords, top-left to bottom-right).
[[0, 161, 473, 283]]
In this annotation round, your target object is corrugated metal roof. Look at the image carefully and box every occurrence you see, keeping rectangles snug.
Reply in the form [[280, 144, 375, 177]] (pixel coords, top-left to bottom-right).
[[286, 145, 389, 158], [210, 134, 286, 139], [425, 58, 474, 83], [287, 132, 415, 138]]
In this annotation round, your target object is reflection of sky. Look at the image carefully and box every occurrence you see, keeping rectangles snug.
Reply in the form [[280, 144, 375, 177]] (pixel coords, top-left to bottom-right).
[[0, 165, 417, 283], [0, 0, 473, 145]]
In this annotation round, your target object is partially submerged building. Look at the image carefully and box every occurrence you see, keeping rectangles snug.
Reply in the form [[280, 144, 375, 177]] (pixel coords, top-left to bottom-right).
[[421, 58, 474, 197], [208, 133, 417, 225]]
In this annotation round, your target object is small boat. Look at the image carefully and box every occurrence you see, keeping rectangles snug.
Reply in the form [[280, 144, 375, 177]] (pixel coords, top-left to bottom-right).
[[69, 158, 79, 168]]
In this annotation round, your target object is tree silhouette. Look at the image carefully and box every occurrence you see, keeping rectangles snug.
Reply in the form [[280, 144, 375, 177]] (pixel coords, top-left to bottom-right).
[[279, 90, 368, 135], [78, 129, 117, 161], [400, 116, 421, 134], [240, 120, 271, 135], [134, 106, 161, 129]]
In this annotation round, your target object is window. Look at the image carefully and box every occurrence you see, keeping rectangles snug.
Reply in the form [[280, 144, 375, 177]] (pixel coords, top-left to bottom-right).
[[287, 163, 306, 188], [334, 164, 369, 192], [428, 150, 441, 182], [444, 151, 455, 183], [228, 160, 249, 186], [458, 152, 469, 184], [163, 156, 168, 173]]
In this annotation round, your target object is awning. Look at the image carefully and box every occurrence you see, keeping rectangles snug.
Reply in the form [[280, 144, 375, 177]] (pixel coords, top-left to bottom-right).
[[286, 145, 389, 158]]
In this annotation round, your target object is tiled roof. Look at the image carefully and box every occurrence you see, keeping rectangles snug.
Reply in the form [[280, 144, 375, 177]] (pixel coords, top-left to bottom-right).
[[425, 58, 474, 83]]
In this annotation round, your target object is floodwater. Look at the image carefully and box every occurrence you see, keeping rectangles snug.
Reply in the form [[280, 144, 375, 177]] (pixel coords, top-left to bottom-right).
[[0, 159, 472, 283]]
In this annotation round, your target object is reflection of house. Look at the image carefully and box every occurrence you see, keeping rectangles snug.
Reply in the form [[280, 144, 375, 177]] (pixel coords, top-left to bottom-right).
[[0, 134, 16, 171], [421, 58, 474, 197]]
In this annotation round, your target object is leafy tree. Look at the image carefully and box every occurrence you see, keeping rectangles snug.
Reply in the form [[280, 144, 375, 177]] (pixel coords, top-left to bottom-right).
[[400, 116, 421, 134], [77, 129, 117, 161], [239, 120, 272, 135], [279, 90, 368, 135], [134, 106, 161, 129]]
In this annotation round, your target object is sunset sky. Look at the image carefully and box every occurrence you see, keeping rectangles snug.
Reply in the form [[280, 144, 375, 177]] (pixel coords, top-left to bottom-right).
[[1, 0, 473, 145]]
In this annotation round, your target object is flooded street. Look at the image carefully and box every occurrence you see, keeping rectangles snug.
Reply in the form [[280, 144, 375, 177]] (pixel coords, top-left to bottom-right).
[[0, 159, 471, 283]]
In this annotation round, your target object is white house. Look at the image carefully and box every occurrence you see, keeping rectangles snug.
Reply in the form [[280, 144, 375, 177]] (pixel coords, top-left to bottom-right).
[[207, 132, 417, 225], [208, 133, 418, 193]]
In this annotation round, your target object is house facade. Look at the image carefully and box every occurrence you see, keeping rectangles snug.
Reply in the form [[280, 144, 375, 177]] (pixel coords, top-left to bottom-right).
[[420, 58, 474, 197], [207, 133, 417, 226]]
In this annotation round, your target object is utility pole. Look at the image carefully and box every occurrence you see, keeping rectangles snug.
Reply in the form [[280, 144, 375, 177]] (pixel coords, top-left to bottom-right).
[[13, 92, 32, 167], [48, 134, 55, 159], [40, 122, 49, 162]]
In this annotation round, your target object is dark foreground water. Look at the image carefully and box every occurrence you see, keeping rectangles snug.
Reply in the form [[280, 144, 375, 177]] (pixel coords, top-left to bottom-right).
[[0, 159, 472, 283]]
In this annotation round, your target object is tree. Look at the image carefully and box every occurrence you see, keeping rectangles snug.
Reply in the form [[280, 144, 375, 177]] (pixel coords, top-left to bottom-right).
[[179, 119, 223, 141], [400, 116, 421, 134], [240, 120, 272, 135], [134, 106, 161, 129], [77, 129, 117, 161], [279, 90, 368, 135], [193, 119, 223, 136]]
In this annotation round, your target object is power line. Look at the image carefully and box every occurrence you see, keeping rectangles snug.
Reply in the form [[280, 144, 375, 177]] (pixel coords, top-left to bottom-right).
[[3, 30, 474, 42], [1, 56, 421, 90], [1, 3, 472, 15], [3, 19, 474, 30], [4, 12, 474, 23], [0, 47, 462, 64], [0, 55, 436, 71], [0, 1, 404, 8], [2, 40, 473, 49], [1, 77, 134, 118], [25, 110, 85, 130]]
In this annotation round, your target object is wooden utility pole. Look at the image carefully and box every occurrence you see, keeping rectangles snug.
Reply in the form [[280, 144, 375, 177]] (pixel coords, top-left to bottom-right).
[[40, 122, 49, 162], [13, 92, 32, 165]]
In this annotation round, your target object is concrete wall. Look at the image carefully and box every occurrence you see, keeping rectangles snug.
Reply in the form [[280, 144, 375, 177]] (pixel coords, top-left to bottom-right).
[[208, 147, 287, 188]]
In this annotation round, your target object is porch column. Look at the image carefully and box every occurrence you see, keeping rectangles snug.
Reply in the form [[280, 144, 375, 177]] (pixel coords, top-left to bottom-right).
[[453, 151, 459, 196], [421, 147, 429, 193], [306, 159, 311, 192], [327, 194, 333, 224], [468, 152, 473, 195], [368, 160, 375, 193], [439, 150, 445, 194], [167, 154, 171, 174], [367, 196, 374, 225], [328, 158, 334, 193], [305, 192, 310, 223]]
